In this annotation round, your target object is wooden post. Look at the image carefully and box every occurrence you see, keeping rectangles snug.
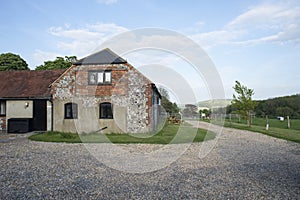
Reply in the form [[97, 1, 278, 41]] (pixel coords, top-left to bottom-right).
[[250, 111, 252, 126], [247, 111, 251, 127], [266, 115, 269, 130], [229, 113, 232, 126], [287, 116, 291, 129]]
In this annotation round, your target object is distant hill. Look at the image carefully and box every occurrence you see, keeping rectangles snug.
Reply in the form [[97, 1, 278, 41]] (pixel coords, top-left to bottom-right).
[[197, 99, 232, 109], [196, 94, 300, 119]]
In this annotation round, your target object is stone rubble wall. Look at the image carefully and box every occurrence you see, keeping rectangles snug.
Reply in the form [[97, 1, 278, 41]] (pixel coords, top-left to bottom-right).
[[52, 68, 76, 100], [112, 70, 151, 133], [51, 63, 153, 133], [0, 117, 6, 133]]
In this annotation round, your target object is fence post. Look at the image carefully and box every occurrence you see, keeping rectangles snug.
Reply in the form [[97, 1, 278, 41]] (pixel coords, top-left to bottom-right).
[[266, 115, 269, 130], [287, 116, 291, 129]]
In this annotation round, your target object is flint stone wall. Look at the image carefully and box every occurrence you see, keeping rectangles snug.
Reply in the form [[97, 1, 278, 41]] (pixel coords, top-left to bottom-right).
[[51, 64, 152, 133]]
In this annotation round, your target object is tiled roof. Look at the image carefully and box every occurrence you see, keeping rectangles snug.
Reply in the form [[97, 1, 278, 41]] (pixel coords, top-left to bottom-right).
[[0, 69, 65, 99], [75, 48, 127, 65]]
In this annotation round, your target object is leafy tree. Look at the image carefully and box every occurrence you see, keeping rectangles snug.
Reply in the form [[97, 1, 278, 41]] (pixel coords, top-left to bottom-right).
[[161, 97, 173, 114], [254, 94, 300, 118], [159, 87, 179, 116], [172, 102, 180, 115], [276, 106, 293, 117], [65, 56, 77, 63], [226, 104, 237, 114], [199, 109, 211, 118], [232, 81, 257, 127], [0, 53, 29, 71], [35, 56, 77, 70], [158, 87, 170, 100]]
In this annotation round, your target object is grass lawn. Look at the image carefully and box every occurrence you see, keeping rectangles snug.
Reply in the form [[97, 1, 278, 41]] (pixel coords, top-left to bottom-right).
[[208, 117, 300, 143], [28, 123, 216, 144]]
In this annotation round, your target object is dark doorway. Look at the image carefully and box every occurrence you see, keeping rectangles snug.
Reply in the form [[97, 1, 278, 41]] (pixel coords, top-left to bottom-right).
[[32, 100, 47, 131]]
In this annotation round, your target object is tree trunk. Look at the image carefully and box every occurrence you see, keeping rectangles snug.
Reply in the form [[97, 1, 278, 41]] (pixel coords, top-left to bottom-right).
[[266, 115, 269, 130], [247, 111, 251, 127]]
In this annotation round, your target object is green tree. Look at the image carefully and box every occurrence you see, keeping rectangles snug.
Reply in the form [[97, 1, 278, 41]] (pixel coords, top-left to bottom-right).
[[275, 106, 293, 117], [35, 56, 77, 70], [172, 102, 180, 115], [254, 94, 300, 118], [158, 87, 169, 100], [161, 97, 173, 114], [232, 81, 257, 127], [199, 109, 210, 118], [159, 87, 179, 116], [0, 53, 29, 71]]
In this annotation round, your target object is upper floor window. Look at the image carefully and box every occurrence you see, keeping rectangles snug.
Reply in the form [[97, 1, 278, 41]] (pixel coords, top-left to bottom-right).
[[0, 101, 6, 116], [100, 102, 113, 119], [88, 71, 112, 85], [64, 103, 78, 119]]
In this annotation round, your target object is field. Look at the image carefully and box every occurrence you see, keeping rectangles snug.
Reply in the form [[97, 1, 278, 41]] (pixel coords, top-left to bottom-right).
[[209, 117, 300, 143], [229, 117, 300, 130]]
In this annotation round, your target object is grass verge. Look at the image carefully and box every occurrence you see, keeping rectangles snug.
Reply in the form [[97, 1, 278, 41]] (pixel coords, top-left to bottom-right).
[[28, 123, 216, 144]]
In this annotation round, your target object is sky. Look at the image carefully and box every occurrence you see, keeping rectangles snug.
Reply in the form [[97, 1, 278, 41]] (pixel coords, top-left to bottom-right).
[[1, 0, 300, 102]]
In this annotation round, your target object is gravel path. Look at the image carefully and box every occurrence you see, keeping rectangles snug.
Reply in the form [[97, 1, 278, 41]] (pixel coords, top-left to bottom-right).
[[0, 121, 299, 199]]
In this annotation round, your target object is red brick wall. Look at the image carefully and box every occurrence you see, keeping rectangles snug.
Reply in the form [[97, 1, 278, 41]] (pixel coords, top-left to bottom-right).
[[75, 64, 131, 97]]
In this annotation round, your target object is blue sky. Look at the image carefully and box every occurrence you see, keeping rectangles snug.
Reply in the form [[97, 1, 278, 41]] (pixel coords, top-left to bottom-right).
[[1, 0, 300, 101]]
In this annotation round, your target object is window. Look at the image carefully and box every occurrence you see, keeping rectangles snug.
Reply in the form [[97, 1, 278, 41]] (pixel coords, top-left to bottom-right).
[[88, 71, 112, 85], [100, 103, 113, 119], [64, 103, 78, 119], [0, 101, 6, 116]]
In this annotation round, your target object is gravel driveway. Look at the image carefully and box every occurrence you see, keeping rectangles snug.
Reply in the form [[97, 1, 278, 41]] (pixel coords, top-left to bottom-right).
[[0, 121, 299, 199]]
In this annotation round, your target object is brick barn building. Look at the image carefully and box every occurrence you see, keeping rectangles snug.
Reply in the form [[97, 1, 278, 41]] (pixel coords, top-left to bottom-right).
[[0, 48, 161, 134]]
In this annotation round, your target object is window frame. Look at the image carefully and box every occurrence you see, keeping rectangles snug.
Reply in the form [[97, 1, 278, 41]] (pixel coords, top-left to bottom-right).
[[64, 103, 78, 119], [0, 100, 6, 116], [99, 102, 113, 119], [88, 70, 112, 85]]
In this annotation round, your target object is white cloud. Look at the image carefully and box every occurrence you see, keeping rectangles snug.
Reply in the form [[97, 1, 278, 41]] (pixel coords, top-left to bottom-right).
[[191, 30, 244, 49], [48, 23, 128, 58], [233, 23, 300, 46], [96, 0, 118, 5], [40, 2, 300, 62], [49, 27, 100, 40], [228, 4, 284, 29], [191, 1, 300, 48], [33, 50, 63, 67], [228, 3, 300, 29]]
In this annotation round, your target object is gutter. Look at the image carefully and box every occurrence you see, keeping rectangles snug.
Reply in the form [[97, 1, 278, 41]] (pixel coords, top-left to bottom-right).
[[0, 97, 52, 100]]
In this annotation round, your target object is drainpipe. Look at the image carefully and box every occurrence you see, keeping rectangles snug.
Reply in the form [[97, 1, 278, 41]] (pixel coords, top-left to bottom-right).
[[50, 98, 54, 131], [151, 84, 156, 131], [152, 86, 155, 131]]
